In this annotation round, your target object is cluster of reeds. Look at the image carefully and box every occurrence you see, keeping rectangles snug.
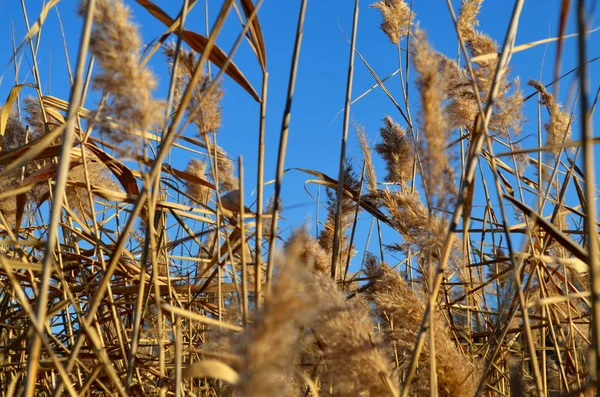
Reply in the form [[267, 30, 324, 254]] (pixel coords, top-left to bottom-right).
[[0, 0, 597, 396]]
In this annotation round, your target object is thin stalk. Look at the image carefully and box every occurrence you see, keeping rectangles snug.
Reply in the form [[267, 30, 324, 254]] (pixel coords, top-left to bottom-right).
[[238, 156, 249, 325], [255, 72, 268, 307], [266, 0, 309, 290], [578, 0, 600, 386], [332, 0, 359, 280], [343, 161, 366, 284], [24, 2, 96, 395]]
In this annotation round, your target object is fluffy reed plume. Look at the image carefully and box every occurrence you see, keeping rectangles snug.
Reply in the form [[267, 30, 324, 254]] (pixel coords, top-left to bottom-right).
[[310, 274, 399, 396], [456, 0, 494, 58], [234, 246, 323, 396], [356, 124, 378, 195], [382, 189, 472, 296], [438, 56, 478, 129], [374, 116, 414, 187], [440, 0, 524, 138], [213, 148, 238, 192], [24, 96, 61, 143], [185, 158, 211, 205], [366, 263, 480, 396], [412, 28, 452, 201], [285, 228, 331, 274], [2, 108, 28, 152], [488, 78, 524, 135], [65, 152, 122, 218], [260, 196, 279, 240], [528, 80, 572, 152], [164, 42, 224, 135], [382, 190, 456, 259], [317, 158, 361, 273], [83, 0, 163, 144], [370, 0, 414, 45]]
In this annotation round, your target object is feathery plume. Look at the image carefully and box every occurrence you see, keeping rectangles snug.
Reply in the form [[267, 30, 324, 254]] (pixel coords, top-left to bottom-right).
[[441, 1, 524, 138], [382, 190, 452, 256], [382, 189, 468, 288], [412, 28, 451, 201], [310, 274, 399, 396], [438, 55, 479, 130], [528, 80, 572, 152], [164, 42, 224, 135], [370, 0, 414, 45], [84, 0, 163, 144], [234, 246, 324, 396], [374, 116, 415, 186], [2, 107, 28, 152], [214, 149, 238, 192], [24, 96, 61, 143], [366, 263, 480, 396], [356, 123, 378, 195], [489, 78, 524, 136], [185, 158, 211, 205], [285, 228, 331, 274], [457, 0, 495, 59]]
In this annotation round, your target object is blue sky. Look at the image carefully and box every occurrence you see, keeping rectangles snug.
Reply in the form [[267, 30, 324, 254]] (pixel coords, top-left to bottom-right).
[[0, 0, 599, 268]]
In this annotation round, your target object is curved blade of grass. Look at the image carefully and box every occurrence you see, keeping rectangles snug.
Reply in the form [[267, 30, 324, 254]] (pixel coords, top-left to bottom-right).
[[240, 0, 266, 69], [0, 83, 36, 141], [85, 143, 141, 196], [135, 0, 259, 101]]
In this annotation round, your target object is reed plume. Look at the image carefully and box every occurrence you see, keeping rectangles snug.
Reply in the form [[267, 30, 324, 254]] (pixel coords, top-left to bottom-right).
[[374, 116, 414, 187], [317, 158, 361, 275], [366, 262, 480, 396], [528, 79, 572, 152], [412, 28, 453, 202], [234, 244, 324, 396], [185, 158, 211, 205], [84, 0, 163, 145], [164, 42, 224, 135], [356, 123, 378, 195], [285, 228, 331, 274], [309, 274, 399, 396], [441, 0, 524, 138], [370, 0, 414, 45]]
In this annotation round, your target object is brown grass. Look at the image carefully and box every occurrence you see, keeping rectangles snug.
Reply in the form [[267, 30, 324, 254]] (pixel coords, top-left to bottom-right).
[[0, 0, 597, 396]]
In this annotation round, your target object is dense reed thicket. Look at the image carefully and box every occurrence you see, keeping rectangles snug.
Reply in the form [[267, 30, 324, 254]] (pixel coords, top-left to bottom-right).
[[0, 0, 598, 396]]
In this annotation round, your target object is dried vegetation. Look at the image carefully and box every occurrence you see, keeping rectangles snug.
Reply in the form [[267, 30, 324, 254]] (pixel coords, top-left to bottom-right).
[[0, 0, 597, 396]]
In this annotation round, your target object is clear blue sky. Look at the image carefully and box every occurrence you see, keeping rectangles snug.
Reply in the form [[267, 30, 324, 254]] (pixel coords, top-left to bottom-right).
[[0, 0, 598, 267]]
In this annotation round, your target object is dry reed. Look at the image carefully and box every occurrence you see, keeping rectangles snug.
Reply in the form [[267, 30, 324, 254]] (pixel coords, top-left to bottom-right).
[[0, 0, 596, 395]]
